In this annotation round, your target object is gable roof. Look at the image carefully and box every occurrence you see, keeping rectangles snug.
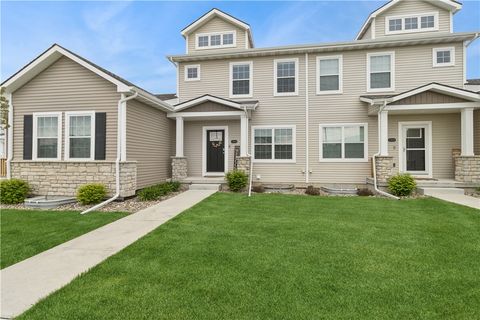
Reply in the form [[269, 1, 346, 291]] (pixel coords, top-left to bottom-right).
[[173, 94, 258, 112], [360, 82, 480, 105], [181, 8, 254, 48], [1, 44, 173, 112], [355, 0, 463, 40]]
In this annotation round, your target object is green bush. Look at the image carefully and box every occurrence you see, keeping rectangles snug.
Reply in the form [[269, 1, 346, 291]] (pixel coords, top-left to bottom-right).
[[76, 183, 107, 205], [137, 181, 181, 201], [0, 179, 30, 204], [225, 170, 248, 192], [305, 185, 320, 196], [388, 174, 417, 197]]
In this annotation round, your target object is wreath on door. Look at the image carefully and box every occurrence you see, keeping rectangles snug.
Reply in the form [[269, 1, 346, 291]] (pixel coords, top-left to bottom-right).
[[211, 141, 223, 148]]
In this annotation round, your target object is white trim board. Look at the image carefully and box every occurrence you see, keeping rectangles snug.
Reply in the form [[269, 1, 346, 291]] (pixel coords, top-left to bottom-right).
[[398, 121, 433, 178], [202, 126, 229, 177], [181, 9, 250, 36]]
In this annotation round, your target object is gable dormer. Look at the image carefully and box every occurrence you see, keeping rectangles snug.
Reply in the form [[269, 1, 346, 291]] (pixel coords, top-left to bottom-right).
[[356, 0, 462, 40], [181, 9, 254, 54]]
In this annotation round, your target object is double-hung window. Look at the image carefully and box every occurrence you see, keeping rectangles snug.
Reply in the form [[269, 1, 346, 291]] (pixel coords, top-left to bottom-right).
[[317, 55, 343, 94], [274, 58, 298, 96], [33, 112, 62, 160], [253, 126, 295, 162], [230, 61, 252, 98], [433, 47, 455, 67], [184, 64, 200, 81], [367, 52, 395, 92], [65, 111, 95, 160], [320, 124, 367, 162]]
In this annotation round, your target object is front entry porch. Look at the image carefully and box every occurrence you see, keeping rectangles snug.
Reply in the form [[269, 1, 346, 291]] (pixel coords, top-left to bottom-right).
[[167, 95, 257, 180]]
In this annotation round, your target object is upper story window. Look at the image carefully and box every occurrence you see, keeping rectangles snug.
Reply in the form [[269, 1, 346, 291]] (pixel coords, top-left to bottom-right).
[[433, 47, 455, 67], [65, 111, 95, 160], [33, 112, 62, 160], [274, 58, 298, 96], [367, 52, 395, 92], [320, 124, 368, 162], [184, 64, 200, 81], [386, 12, 438, 35], [317, 55, 343, 94], [196, 31, 236, 50], [253, 126, 296, 162], [230, 61, 252, 98]]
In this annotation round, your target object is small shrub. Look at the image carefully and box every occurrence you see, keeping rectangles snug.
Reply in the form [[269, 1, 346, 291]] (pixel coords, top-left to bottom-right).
[[0, 179, 30, 204], [251, 184, 265, 193], [388, 174, 417, 197], [166, 181, 181, 192], [225, 170, 248, 192], [137, 181, 181, 201], [357, 188, 374, 197], [305, 185, 320, 196], [77, 183, 107, 205]]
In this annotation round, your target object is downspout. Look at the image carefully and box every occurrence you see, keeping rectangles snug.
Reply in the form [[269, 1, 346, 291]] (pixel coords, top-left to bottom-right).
[[81, 91, 138, 214], [305, 53, 309, 184], [372, 101, 399, 200], [6, 92, 13, 179], [243, 106, 254, 197]]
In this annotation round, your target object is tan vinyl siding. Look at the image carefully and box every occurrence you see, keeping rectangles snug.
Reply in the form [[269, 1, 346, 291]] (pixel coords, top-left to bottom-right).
[[187, 16, 247, 53], [126, 100, 174, 188], [475, 110, 480, 155], [12, 56, 120, 161], [184, 120, 240, 176], [390, 91, 468, 105], [375, 0, 451, 38], [360, 24, 372, 40]]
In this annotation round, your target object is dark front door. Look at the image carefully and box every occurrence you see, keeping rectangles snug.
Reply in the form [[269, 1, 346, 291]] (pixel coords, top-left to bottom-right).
[[206, 129, 225, 173]]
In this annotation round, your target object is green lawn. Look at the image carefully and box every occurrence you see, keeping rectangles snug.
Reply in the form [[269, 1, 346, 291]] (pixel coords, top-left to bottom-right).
[[0, 209, 128, 269], [17, 194, 480, 319]]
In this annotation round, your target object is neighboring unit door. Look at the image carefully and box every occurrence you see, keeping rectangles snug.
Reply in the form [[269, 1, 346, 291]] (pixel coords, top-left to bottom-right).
[[206, 129, 225, 173], [400, 124, 430, 177]]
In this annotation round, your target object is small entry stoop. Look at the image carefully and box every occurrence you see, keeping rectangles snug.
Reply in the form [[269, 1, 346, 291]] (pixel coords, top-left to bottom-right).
[[418, 187, 465, 196], [189, 184, 221, 191]]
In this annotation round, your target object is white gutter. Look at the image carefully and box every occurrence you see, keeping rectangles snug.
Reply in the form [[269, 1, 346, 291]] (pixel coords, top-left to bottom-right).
[[81, 91, 138, 214], [372, 101, 399, 200], [305, 53, 309, 184], [6, 92, 13, 179]]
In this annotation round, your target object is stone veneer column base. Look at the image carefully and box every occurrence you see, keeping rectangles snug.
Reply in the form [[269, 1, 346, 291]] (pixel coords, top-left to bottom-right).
[[374, 156, 394, 184], [10, 161, 137, 197], [236, 156, 251, 176], [454, 155, 480, 183], [171, 157, 187, 181]]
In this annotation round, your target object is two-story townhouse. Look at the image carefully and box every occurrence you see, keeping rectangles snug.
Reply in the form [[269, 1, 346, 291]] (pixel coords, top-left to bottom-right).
[[1, 0, 479, 199], [168, 0, 480, 188]]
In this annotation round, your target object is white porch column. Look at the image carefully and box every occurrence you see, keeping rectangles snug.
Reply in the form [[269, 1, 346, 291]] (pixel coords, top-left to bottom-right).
[[461, 107, 474, 156], [379, 110, 389, 156], [240, 114, 248, 156], [175, 116, 184, 157]]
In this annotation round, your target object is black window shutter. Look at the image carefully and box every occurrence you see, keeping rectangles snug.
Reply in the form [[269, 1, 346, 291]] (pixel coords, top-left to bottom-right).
[[95, 112, 107, 160], [23, 115, 33, 160]]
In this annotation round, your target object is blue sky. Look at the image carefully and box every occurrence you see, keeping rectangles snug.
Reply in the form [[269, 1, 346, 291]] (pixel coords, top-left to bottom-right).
[[1, 1, 479, 94]]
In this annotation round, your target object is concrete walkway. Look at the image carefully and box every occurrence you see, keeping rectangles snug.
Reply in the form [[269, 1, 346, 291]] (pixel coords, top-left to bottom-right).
[[421, 188, 480, 210], [0, 190, 216, 319]]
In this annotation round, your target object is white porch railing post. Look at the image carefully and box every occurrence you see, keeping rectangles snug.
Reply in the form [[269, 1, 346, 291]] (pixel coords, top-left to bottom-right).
[[176, 116, 184, 157], [461, 107, 474, 156], [379, 110, 389, 156], [240, 114, 248, 157]]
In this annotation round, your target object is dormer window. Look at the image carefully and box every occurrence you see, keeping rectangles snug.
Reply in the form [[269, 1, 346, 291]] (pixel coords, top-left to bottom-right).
[[196, 31, 236, 49], [386, 12, 438, 35]]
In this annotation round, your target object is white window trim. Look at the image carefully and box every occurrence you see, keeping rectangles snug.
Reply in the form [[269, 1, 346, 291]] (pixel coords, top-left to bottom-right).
[[319, 123, 368, 163], [64, 111, 95, 161], [195, 30, 237, 50], [366, 51, 395, 93], [251, 125, 296, 163], [385, 12, 439, 35], [32, 112, 62, 161], [316, 55, 343, 95], [229, 61, 253, 98], [432, 47, 455, 67], [184, 64, 201, 81], [273, 58, 299, 96]]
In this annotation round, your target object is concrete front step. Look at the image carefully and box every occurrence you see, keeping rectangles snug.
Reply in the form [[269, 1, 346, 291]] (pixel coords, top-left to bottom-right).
[[189, 184, 221, 191], [418, 187, 465, 196]]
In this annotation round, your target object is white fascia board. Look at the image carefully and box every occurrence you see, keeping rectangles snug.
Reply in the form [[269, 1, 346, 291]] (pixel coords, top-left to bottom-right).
[[129, 86, 174, 112], [181, 9, 250, 37], [174, 95, 243, 112], [390, 84, 480, 103]]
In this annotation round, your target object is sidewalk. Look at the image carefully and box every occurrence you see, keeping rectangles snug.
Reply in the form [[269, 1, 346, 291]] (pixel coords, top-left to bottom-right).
[[0, 190, 216, 319]]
